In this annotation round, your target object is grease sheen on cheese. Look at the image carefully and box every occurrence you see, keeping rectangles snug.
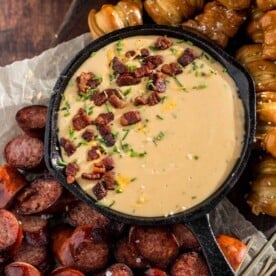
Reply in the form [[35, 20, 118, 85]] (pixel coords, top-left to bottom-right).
[[58, 35, 245, 217]]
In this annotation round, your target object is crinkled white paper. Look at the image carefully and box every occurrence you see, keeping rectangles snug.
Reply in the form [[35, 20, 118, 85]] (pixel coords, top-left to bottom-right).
[[0, 33, 274, 275]]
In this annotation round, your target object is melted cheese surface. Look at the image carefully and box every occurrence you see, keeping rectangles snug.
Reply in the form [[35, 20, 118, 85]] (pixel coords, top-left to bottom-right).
[[58, 36, 245, 217]]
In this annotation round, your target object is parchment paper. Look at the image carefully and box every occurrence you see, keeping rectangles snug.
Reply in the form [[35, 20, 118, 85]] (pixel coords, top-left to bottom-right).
[[0, 33, 274, 275]]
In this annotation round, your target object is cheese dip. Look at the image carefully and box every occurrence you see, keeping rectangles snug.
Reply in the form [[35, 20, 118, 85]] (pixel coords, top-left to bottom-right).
[[57, 35, 245, 217]]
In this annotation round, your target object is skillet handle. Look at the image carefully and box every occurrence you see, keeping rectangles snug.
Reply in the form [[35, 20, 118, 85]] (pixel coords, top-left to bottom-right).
[[186, 214, 235, 276]]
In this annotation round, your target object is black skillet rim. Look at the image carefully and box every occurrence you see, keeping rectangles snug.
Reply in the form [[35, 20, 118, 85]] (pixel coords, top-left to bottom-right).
[[45, 24, 256, 225]]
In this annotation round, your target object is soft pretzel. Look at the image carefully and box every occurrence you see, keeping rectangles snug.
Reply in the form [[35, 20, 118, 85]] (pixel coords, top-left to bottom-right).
[[144, 0, 205, 25], [88, 0, 143, 39], [182, 1, 246, 48], [256, 0, 276, 11], [216, 0, 252, 10], [259, 10, 276, 60]]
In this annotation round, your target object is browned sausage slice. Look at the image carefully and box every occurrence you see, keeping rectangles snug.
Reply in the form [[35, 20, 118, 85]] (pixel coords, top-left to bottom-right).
[[69, 226, 109, 272], [4, 134, 44, 170], [145, 268, 168, 276], [105, 263, 133, 276], [49, 266, 84, 276], [13, 241, 51, 273], [0, 164, 26, 208], [14, 177, 63, 214], [52, 227, 74, 267], [15, 105, 47, 139], [66, 201, 110, 228], [5, 261, 41, 276], [114, 237, 149, 269], [129, 226, 179, 268], [19, 215, 48, 246], [0, 209, 23, 262], [172, 224, 200, 250], [170, 252, 209, 276]]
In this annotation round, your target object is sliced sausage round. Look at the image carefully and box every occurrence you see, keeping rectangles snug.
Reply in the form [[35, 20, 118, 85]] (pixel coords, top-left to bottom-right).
[[114, 237, 149, 269], [13, 241, 51, 273], [145, 268, 168, 276], [52, 227, 74, 267], [172, 224, 200, 251], [130, 226, 179, 268], [49, 266, 85, 276], [15, 105, 47, 139], [5, 261, 41, 276], [19, 215, 48, 246], [14, 177, 63, 215], [170, 252, 209, 276], [4, 134, 44, 170], [0, 209, 22, 261], [0, 164, 26, 208], [105, 263, 133, 276], [66, 201, 110, 228], [69, 226, 109, 272]]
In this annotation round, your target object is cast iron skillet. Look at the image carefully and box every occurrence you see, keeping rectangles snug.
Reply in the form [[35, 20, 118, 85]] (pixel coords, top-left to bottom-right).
[[45, 25, 255, 276]]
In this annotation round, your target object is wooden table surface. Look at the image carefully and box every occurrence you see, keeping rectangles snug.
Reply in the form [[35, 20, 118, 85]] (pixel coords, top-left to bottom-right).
[[0, 0, 275, 239]]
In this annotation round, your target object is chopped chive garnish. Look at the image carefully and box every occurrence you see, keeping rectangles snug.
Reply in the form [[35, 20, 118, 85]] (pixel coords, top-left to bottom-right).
[[123, 88, 132, 97], [156, 114, 164, 120], [90, 51, 96, 57], [222, 68, 227, 73], [161, 96, 167, 103], [68, 126, 75, 139], [146, 79, 154, 90], [153, 131, 165, 143], [173, 76, 187, 92], [77, 140, 88, 147], [130, 177, 137, 182], [57, 159, 67, 166], [149, 45, 159, 52], [186, 40, 194, 46], [105, 103, 111, 113], [169, 47, 177, 55], [122, 129, 130, 141], [116, 40, 123, 55]]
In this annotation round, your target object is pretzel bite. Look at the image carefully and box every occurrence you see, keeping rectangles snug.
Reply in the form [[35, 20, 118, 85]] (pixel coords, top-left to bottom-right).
[[216, 0, 251, 10], [256, 0, 276, 11], [235, 44, 263, 65], [247, 174, 276, 216], [88, 0, 143, 39], [246, 6, 265, 43], [182, 1, 247, 48], [259, 10, 276, 60], [245, 60, 276, 92], [144, 0, 205, 25]]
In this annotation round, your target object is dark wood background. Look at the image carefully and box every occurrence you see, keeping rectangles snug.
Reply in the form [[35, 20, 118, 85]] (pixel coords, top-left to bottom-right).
[[0, 0, 275, 238]]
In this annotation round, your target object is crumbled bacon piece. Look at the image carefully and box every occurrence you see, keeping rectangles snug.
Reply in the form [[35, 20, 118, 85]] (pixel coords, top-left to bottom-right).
[[91, 91, 108, 106], [105, 88, 123, 99], [65, 162, 79, 184], [112, 56, 128, 74], [161, 63, 183, 76], [125, 50, 136, 58], [93, 182, 107, 200], [102, 172, 115, 190], [72, 108, 91, 131], [81, 172, 102, 180], [154, 36, 173, 50], [60, 137, 76, 156], [87, 146, 103, 161], [120, 111, 141, 126], [143, 55, 164, 69], [97, 124, 111, 136], [116, 73, 141, 87], [93, 162, 106, 174], [177, 48, 197, 67], [94, 112, 114, 125], [133, 96, 147, 106], [82, 129, 94, 142], [76, 72, 101, 95], [108, 94, 127, 109], [140, 48, 150, 57], [102, 156, 114, 171], [133, 65, 152, 78], [97, 125, 116, 147], [147, 91, 161, 106], [149, 72, 166, 93]]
